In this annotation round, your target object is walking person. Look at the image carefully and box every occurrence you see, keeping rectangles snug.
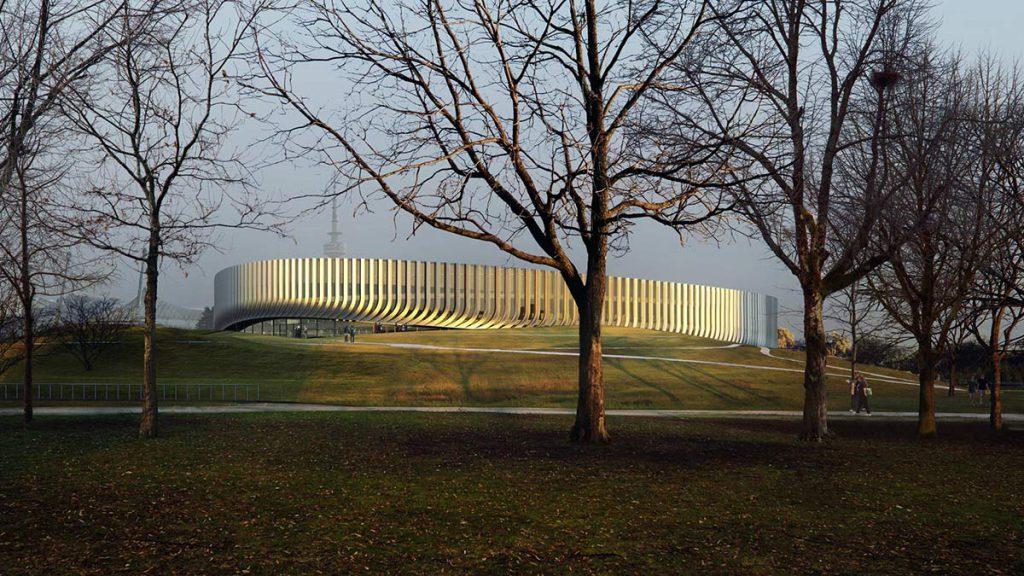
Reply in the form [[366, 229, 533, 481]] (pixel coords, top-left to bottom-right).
[[849, 375, 858, 413], [967, 376, 978, 405], [854, 374, 871, 415], [977, 374, 988, 407]]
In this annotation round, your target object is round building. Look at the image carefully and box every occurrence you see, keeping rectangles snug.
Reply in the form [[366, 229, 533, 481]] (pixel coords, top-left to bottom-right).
[[213, 258, 778, 347]]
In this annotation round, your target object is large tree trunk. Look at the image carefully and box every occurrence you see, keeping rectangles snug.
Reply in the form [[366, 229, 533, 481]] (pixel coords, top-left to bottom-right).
[[801, 288, 829, 441], [917, 348, 937, 438], [19, 184, 33, 425], [20, 297, 33, 425], [139, 238, 159, 438], [570, 259, 609, 444], [569, 0, 611, 445], [989, 311, 1003, 432]]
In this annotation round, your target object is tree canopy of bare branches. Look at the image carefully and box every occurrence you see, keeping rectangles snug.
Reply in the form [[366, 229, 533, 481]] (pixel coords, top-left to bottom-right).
[[868, 50, 1008, 437], [825, 279, 893, 380], [0, 0, 123, 424], [56, 294, 133, 371], [962, 58, 1024, 432], [251, 0, 737, 442], [659, 0, 929, 440], [60, 0, 272, 438]]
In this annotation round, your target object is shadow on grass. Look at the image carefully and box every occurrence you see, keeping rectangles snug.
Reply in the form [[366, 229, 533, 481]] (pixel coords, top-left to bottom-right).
[[4, 412, 1020, 483], [604, 357, 681, 403], [0, 411, 835, 473], [720, 416, 1023, 446], [608, 357, 781, 408], [3, 411, 1023, 576]]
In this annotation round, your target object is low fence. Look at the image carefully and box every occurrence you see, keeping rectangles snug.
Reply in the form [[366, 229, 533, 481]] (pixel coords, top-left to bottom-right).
[[0, 382, 260, 402]]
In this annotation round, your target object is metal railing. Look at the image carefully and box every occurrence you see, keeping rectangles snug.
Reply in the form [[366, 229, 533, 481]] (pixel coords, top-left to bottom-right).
[[0, 382, 260, 402]]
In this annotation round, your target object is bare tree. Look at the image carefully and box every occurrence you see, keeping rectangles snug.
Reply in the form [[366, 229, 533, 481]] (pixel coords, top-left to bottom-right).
[[969, 291, 1024, 432], [826, 279, 890, 379], [966, 65, 1024, 432], [868, 52, 999, 437], [0, 150, 103, 411], [944, 311, 972, 396], [251, 0, 734, 442], [0, 0, 122, 424], [669, 0, 927, 440], [56, 294, 133, 371], [61, 0, 272, 438]]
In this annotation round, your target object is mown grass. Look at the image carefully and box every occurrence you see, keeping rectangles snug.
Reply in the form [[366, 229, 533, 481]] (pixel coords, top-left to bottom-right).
[[1, 412, 1021, 575], [2, 326, 1020, 414]]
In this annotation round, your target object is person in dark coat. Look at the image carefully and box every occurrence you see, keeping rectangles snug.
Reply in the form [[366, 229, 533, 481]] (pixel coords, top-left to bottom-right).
[[854, 374, 871, 415], [977, 375, 988, 406]]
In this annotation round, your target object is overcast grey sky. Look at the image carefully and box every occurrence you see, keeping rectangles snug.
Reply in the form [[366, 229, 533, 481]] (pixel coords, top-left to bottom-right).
[[112, 0, 1024, 334]]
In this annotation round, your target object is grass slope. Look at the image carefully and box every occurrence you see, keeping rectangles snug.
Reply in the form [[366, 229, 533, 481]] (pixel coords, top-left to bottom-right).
[[2, 326, 1019, 414], [2, 412, 1021, 575]]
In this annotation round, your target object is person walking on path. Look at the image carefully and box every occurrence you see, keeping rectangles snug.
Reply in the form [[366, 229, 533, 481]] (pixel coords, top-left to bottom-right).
[[968, 377, 978, 405], [977, 375, 988, 407], [854, 374, 871, 415]]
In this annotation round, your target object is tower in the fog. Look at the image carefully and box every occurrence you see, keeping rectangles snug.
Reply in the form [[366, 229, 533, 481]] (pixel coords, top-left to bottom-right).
[[322, 197, 346, 258]]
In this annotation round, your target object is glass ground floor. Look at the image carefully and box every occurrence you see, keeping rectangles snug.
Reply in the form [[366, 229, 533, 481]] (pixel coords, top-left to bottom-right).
[[237, 318, 429, 338]]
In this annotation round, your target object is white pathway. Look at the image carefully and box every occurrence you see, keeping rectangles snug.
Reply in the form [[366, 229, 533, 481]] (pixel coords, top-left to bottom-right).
[[1, 403, 1018, 422], [756, 347, 921, 386], [343, 340, 924, 387]]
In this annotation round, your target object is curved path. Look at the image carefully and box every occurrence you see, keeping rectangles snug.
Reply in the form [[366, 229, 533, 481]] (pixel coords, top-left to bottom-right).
[[1, 403, 1018, 421], [341, 340, 924, 388], [547, 344, 743, 351], [757, 347, 919, 386]]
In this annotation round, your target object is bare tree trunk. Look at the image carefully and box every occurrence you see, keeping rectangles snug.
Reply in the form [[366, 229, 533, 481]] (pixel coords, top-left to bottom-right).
[[570, 254, 609, 444], [19, 185, 33, 425], [989, 312, 1003, 432], [139, 234, 159, 438], [20, 293, 33, 425], [917, 348, 937, 438], [801, 288, 829, 441]]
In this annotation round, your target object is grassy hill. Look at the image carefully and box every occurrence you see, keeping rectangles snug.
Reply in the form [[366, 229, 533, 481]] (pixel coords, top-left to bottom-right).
[[2, 326, 1018, 413]]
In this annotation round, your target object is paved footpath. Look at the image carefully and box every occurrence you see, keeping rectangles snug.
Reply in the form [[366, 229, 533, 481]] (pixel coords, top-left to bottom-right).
[[2, 403, 1019, 422]]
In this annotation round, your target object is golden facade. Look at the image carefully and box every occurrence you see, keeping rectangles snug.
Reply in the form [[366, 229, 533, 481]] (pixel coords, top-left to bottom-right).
[[213, 258, 778, 347]]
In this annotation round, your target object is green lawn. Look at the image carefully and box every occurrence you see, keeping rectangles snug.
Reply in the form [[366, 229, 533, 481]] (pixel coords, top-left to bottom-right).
[[1, 412, 1021, 575], [2, 326, 1020, 414]]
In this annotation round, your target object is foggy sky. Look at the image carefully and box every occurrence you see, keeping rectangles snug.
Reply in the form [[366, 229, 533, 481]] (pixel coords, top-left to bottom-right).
[[105, 0, 1024, 335]]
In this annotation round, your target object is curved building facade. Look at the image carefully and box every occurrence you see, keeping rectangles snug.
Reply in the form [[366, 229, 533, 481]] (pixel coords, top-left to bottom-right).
[[213, 258, 778, 347]]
